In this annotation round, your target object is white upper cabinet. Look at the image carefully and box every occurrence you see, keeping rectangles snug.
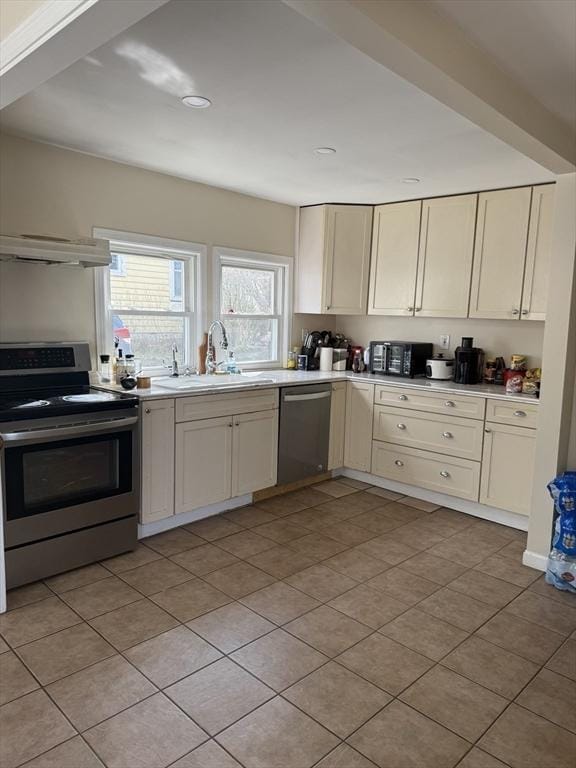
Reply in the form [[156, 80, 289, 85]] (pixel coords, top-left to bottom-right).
[[521, 184, 555, 320], [415, 194, 477, 318], [368, 201, 421, 315], [469, 187, 532, 319], [297, 204, 373, 314]]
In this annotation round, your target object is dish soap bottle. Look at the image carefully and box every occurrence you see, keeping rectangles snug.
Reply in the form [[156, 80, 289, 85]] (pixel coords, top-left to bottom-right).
[[226, 351, 237, 374]]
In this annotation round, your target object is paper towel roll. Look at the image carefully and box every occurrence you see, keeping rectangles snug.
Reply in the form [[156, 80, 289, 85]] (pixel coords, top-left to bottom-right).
[[320, 347, 334, 372]]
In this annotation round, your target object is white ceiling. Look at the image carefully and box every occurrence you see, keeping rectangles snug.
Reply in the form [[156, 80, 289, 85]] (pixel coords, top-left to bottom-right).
[[431, 0, 576, 130], [0, 0, 555, 205]]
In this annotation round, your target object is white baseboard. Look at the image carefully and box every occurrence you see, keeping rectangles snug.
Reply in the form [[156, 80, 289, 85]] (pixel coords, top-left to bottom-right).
[[138, 494, 252, 538], [522, 550, 547, 572]]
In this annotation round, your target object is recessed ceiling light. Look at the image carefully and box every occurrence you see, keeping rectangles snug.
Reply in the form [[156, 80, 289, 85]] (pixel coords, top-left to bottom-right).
[[181, 95, 212, 109], [402, 177, 420, 184], [314, 147, 336, 154]]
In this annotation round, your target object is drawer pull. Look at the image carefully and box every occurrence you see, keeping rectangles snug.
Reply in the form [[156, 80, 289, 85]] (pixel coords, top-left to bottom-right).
[[512, 308, 520, 315], [513, 410, 526, 417], [228, 423, 233, 428], [442, 431, 453, 439], [406, 307, 414, 312], [485, 428, 492, 433], [395, 460, 404, 467], [444, 400, 455, 408], [398, 394, 408, 401], [144, 408, 151, 414], [397, 423, 407, 430], [439, 470, 450, 478], [521, 309, 529, 315]]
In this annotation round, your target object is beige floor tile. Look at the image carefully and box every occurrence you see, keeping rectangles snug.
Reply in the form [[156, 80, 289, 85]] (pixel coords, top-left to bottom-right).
[[118, 558, 194, 595], [405, 515, 468, 540], [476, 611, 565, 665], [442, 635, 539, 698], [84, 693, 207, 768], [149, 578, 231, 622], [231, 629, 327, 691], [348, 699, 469, 768], [495, 539, 526, 561], [254, 494, 309, 517], [284, 605, 372, 656], [0, 689, 76, 768], [284, 662, 390, 738], [356, 535, 419, 565], [46, 655, 156, 732], [240, 582, 320, 625], [88, 598, 179, 650], [171, 543, 240, 576], [456, 747, 510, 768], [418, 587, 498, 632], [315, 479, 358, 498], [59, 577, 141, 620], [0, 650, 39, 704], [504, 591, 576, 636], [473, 554, 541, 588], [321, 521, 376, 546], [427, 535, 505, 567], [224, 506, 277, 528], [216, 530, 276, 559], [187, 603, 275, 654], [246, 544, 317, 578], [171, 740, 241, 768], [216, 696, 339, 768], [349, 510, 406, 535], [336, 633, 433, 695], [124, 626, 222, 688], [400, 665, 507, 742], [252, 518, 309, 543], [0, 636, 8, 654], [386, 522, 446, 551], [396, 495, 441, 513], [516, 668, 576, 733], [365, 486, 404, 501], [328, 584, 409, 629], [100, 544, 162, 574], [377, 501, 430, 523], [322, 549, 390, 582], [285, 507, 336, 531], [314, 492, 385, 517], [184, 516, 243, 541], [16, 623, 115, 685], [546, 638, 576, 681], [337, 477, 372, 490], [287, 533, 349, 561], [144, 528, 205, 557], [6, 583, 53, 611], [315, 743, 378, 768], [287, 486, 334, 508], [0, 596, 81, 647], [367, 567, 440, 605], [447, 570, 522, 608], [379, 608, 468, 661], [44, 564, 110, 594], [166, 657, 274, 735], [285, 564, 357, 601], [202, 561, 276, 599], [528, 575, 576, 607], [398, 552, 468, 585], [20, 736, 105, 767], [478, 703, 576, 768]]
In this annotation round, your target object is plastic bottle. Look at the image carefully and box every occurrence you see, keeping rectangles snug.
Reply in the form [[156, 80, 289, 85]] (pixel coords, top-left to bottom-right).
[[226, 351, 237, 374]]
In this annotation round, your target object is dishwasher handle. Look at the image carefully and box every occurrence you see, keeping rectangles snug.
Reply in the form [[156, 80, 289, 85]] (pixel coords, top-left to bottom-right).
[[283, 391, 331, 402]]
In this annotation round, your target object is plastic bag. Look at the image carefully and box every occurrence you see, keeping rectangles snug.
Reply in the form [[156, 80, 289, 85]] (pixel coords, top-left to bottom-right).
[[546, 471, 576, 592]]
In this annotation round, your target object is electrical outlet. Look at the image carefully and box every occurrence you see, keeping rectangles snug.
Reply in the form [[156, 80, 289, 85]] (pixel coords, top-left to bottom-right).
[[439, 334, 450, 350]]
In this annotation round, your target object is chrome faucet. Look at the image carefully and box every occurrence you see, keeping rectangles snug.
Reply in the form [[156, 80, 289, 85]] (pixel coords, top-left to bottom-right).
[[171, 343, 179, 377], [206, 320, 229, 374]]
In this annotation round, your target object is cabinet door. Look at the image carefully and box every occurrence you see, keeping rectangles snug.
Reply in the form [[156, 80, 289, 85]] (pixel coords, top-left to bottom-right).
[[469, 187, 531, 319], [521, 184, 554, 320], [323, 205, 373, 314], [344, 381, 374, 471], [232, 410, 278, 497], [328, 382, 346, 470], [415, 194, 476, 318], [480, 422, 536, 516], [141, 399, 175, 523], [368, 201, 421, 315], [175, 416, 232, 513]]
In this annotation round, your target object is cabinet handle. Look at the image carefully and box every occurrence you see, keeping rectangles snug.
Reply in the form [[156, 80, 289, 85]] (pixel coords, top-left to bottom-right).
[[415, 307, 422, 312], [485, 428, 492, 433], [512, 308, 520, 315], [235, 422, 239, 427], [144, 408, 151, 414], [398, 394, 408, 401], [440, 470, 450, 478], [513, 410, 526, 417], [521, 309, 529, 316], [444, 401, 455, 408], [326, 305, 331, 311], [228, 423, 233, 428], [406, 307, 414, 312], [394, 460, 404, 467], [397, 423, 406, 430], [442, 431, 453, 439]]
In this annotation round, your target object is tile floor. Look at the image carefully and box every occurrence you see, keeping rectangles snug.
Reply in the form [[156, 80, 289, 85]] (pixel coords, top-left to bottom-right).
[[1, 478, 575, 768]]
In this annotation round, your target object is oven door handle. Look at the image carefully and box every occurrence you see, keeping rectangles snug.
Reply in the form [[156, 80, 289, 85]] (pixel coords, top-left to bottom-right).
[[0, 415, 138, 446]]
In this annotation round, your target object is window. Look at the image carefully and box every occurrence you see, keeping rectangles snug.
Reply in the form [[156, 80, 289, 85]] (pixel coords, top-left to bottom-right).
[[214, 248, 292, 368], [95, 230, 206, 373]]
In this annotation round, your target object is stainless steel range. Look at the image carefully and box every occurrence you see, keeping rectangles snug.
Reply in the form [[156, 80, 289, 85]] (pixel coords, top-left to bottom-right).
[[0, 342, 139, 588]]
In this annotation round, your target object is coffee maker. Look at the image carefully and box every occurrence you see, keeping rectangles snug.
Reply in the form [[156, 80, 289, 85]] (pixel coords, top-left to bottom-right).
[[453, 337, 484, 384]]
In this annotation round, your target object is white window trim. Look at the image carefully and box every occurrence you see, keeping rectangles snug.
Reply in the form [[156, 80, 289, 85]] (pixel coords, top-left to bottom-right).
[[212, 246, 292, 370], [109, 253, 126, 277], [94, 228, 207, 374]]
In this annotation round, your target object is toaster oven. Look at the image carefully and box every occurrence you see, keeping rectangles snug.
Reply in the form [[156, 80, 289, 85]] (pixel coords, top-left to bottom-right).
[[369, 341, 433, 378]]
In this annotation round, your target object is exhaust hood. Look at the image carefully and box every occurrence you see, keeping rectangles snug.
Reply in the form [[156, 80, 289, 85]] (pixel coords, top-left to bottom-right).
[[0, 234, 111, 267]]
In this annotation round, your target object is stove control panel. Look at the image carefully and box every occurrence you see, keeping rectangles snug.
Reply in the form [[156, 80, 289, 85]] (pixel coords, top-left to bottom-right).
[[0, 346, 76, 371]]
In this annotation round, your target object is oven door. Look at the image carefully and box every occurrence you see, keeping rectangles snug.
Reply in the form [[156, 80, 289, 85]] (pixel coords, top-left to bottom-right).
[[1, 412, 139, 547], [384, 343, 407, 376]]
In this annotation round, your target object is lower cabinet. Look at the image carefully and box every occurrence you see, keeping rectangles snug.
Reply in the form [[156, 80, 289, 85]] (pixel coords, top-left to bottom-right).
[[328, 382, 346, 470], [232, 410, 278, 496], [480, 421, 536, 516], [344, 381, 374, 471], [141, 399, 175, 524]]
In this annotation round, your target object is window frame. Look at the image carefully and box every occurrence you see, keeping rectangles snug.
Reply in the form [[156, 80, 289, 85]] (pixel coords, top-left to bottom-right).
[[94, 228, 207, 375], [212, 247, 292, 370]]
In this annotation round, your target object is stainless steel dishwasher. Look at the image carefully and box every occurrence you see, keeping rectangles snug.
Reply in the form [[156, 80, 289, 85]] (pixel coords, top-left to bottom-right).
[[277, 384, 331, 485]]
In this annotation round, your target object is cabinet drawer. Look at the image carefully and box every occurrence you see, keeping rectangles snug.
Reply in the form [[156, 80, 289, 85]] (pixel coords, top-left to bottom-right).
[[372, 441, 480, 502], [485, 399, 538, 429], [373, 405, 483, 461], [176, 388, 278, 422], [374, 384, 485, 420]]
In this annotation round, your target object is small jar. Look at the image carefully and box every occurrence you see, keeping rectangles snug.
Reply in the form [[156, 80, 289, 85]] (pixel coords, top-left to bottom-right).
[[124, 354, 136, 377], [99, 354, 111, 383], [287, 349, 298, 370]]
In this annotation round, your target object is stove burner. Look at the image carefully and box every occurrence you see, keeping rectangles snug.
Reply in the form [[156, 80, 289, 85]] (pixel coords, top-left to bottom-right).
[[15, 399, 50, 409], [62, 393, 116, 403]]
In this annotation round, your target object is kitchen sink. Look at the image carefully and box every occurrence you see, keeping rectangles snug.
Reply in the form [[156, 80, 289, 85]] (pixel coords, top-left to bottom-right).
[[154, 373, 276, 390]]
